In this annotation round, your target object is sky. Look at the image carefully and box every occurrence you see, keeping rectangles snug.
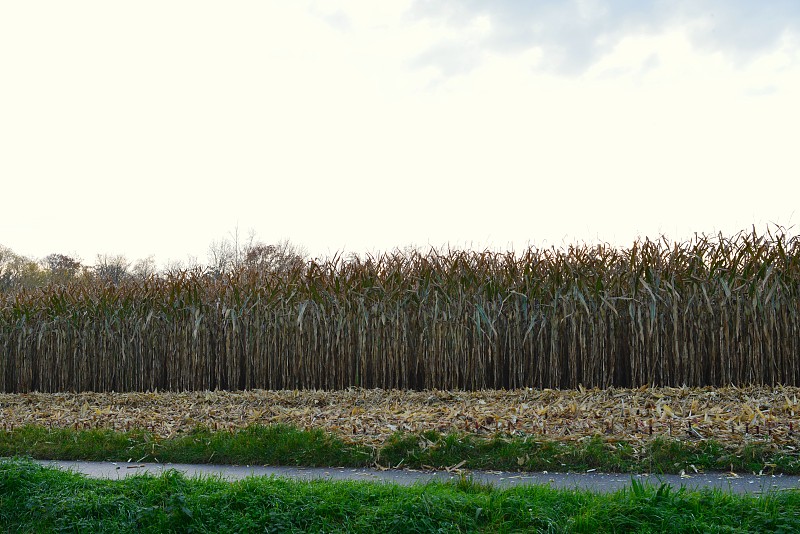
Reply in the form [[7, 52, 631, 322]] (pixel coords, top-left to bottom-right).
[[2, 1, 799, 267]]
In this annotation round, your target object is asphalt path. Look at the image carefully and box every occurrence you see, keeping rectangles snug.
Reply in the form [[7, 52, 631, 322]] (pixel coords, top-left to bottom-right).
[[27, 460, 800, 494]]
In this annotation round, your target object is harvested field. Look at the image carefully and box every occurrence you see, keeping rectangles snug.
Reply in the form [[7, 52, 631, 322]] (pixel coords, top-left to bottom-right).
[[2, 386, 799, 449]]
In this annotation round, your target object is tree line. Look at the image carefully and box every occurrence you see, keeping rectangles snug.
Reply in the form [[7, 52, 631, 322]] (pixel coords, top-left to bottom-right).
[[0, 231, 307, 294]]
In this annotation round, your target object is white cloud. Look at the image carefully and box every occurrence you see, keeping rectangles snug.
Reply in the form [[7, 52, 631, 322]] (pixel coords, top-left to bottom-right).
[[410, 1, 800, 76]]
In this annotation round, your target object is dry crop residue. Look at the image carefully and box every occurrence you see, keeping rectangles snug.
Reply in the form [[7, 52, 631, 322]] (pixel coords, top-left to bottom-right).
[[2, 387, 799, 449]]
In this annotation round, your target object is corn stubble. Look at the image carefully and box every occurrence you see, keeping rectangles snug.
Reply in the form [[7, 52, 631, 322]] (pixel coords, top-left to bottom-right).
[[2, 229, 799, 393]]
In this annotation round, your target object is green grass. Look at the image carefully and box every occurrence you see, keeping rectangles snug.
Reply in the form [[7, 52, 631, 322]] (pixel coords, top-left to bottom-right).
[[2, 424, 800, 475], [0, 424, 373, 467], [2, 458, 799, 533], [380, 431, 800, 475]]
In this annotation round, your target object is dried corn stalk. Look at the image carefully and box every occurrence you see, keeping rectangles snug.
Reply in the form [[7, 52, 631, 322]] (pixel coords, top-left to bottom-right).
[[1, 387, 798, 449], [2, 229, 799, 392]]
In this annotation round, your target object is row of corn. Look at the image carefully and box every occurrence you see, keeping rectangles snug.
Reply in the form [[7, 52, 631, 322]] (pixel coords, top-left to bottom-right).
[[2, 229, 799, 392]]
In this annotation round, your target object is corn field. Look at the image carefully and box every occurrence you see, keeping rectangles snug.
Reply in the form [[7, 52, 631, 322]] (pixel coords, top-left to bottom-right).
[[2, 230, 799, 392]]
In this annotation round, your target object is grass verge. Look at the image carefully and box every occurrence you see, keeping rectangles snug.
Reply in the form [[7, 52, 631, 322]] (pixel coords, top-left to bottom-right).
[[2, 458, 799, 533], [2, 424, 799, 475]]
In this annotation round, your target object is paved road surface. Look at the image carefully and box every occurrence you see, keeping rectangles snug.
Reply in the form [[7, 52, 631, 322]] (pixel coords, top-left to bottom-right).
[[26, 460, 800, 494]]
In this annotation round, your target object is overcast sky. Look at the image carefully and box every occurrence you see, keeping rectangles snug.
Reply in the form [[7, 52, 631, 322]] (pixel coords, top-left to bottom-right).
[[2, 1, 798, 266]]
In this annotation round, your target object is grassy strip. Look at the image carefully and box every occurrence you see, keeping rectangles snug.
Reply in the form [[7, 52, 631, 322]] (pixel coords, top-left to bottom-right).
[[2, 458, 799, 533], [2, 424, 799, 475], [381, 431, 800, 475], [0, 424, 373, 467]]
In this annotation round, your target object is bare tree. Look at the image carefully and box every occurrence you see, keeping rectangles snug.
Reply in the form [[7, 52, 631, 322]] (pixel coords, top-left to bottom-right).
[[207, 227, 307, 276], [244, 238, 307, 275], [207, 226, 257, 275], [93, 254, 131, 284], [131, 256, 157, 281], [207, 237, 237, 275], [43, 253, 83, 284], [162, 255, 201, 277]]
